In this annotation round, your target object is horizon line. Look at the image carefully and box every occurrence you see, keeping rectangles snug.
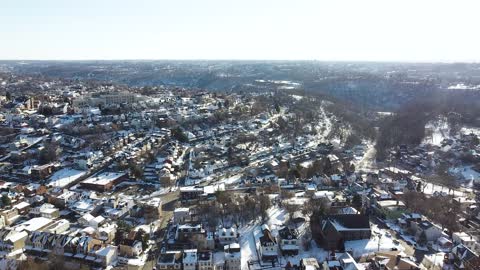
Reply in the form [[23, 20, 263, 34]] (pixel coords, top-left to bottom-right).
[[1, 58, 480, 64]]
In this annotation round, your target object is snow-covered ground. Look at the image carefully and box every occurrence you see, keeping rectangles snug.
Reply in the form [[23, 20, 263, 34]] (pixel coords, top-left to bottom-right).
[[48, 168, 87, 188], [219, 173, 243, 185], [461, 127, 480, 136], [239, 222, 258, 270], [423, 119, 451, 146], [345, 224, 403, 257], [422, 182, 466, 197], [354, 141, 377, 172]]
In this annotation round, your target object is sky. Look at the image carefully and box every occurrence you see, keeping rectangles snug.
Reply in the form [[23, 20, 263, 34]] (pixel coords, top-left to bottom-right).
[[1, 0, 479, 62]]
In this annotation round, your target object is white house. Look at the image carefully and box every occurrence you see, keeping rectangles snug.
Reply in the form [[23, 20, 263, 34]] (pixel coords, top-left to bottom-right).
[[95, 245, 118, 267], [224, 243, 241, 270], [216, 227, 237, 245]]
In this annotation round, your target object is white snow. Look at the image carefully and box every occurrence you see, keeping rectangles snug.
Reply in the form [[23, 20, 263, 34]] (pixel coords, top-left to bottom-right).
[[345, 224, 403, 257], [48, 168, 87, 188]]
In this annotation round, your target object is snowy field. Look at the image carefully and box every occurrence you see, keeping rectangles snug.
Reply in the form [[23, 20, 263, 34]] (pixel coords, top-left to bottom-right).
[[48, 168, 87, 188], [345, 224, 403, 257], [422, 182, 467, 197]]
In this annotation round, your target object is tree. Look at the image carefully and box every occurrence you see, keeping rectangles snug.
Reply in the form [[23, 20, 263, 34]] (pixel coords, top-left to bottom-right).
[[1, 194, 11, 206], [302, 198, 329, 218], [39, 142, 59, 165], [171, 127, 188, 142], [418, 231, 427, 246], [274, 103, 281, 113], [416, 182, 423, 192], [284, 203, 300, 221], [351, 194, 363, 210], [257, 193, 271, 222], [137, 229, 150, 250], [129, 163, 144, 179]]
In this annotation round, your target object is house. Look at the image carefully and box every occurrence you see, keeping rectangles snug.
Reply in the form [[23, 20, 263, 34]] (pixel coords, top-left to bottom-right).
[[452, 232, 478, 251], [258, 224, 278, 261], [224, 243, 241, 270], [449, 244, 480, 270], [39, 205, 60, 219], [368, 251, 420, 270], [175, 224, 208, 250], [99, 223, 117, 243], [173, 208, 191, 224], [183, 249, 197, 270], [31, 164, 54, 180], [374, 199, 407, 219], [198, 251, 214, 270], [313, 214, 371, 251], [46, 219, 70, 234], [0, 229, 28, 255], [157, 251, 183, 270], [411, 220, 443, 243], [16, 217, 54, 232], [300, 258, 320, 270], [95, 245, 118, 267], [119, 238, 143, 257], [80, 171, 127, 192], [0, 208, 20, 225], [322, 252, 362, 270], [397, 213, 422, 229], [437, 236, 453, 251], [216, 226, 238, 246], [140, 197, 162, 223], [13, 201, 31, 215], [277, 226, 299, 255], [179, 186, 204, 201]]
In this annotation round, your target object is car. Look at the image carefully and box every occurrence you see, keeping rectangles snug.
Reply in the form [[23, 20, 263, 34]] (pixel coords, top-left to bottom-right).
[[385, 232, 392, 238], [393, 239, 400, 245], [391, 248, 398, 251]]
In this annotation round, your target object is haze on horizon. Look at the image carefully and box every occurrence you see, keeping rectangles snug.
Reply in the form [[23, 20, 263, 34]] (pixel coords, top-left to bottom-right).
[[1, 0, 479, 62]]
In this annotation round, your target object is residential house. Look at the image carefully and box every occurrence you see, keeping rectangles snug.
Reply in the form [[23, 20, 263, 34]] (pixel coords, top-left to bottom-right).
[[119, 237, 143, 258], [198, 251, 214, 270], [0, 229, 28, 255], [300, 258, 320, 270], [277, 226, 299, 255], [224, 243, 241, 270], [258, 224, 278, 261], [368, 251, 420, 270], [173, 208, 190, 224], [95, 245, 118, 268], [216, 226, 237, 246], [411, 220, 443, 243], [183, 249, 198, 270], [157, 251, 183, 270], [452, 232, 478, 252], [449, 244, 480, 270]]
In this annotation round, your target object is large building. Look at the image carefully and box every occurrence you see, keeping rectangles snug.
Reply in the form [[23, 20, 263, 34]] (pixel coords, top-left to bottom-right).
[[80, 172, 127, 192], [312, 214, 371, 251]]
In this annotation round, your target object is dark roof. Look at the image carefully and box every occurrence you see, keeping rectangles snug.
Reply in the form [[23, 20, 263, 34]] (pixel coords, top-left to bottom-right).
[[325, 214, 370, 230], [158, 252, 181, 264], [198, 251, 212, 261], [260, 229, 276, 246], [278, 227, 298, 240]]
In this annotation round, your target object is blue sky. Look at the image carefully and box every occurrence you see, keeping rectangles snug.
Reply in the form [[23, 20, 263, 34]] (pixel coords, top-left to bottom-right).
[[1, 0, 479, 61]]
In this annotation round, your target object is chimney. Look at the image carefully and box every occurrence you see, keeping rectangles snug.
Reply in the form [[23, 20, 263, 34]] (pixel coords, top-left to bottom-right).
[[396, 255, 401, 265]]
